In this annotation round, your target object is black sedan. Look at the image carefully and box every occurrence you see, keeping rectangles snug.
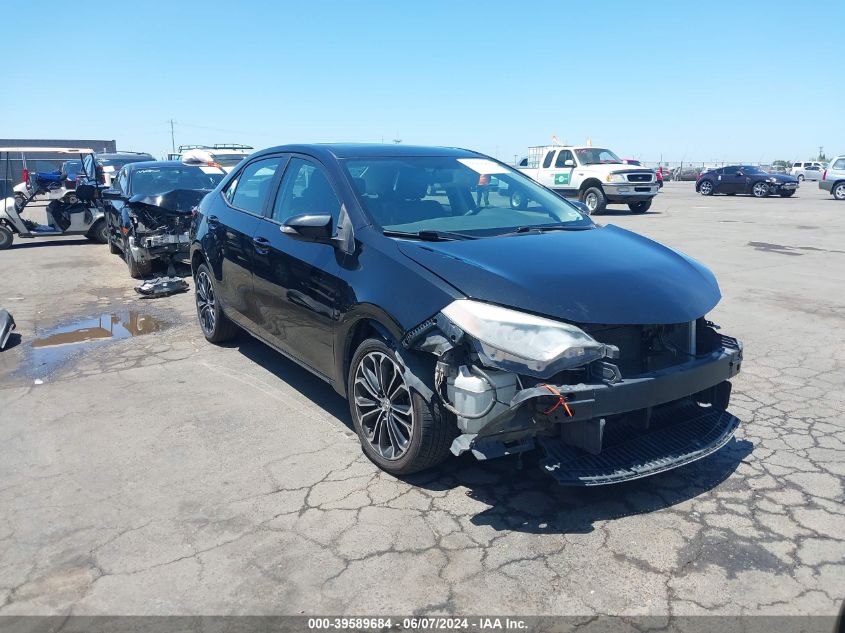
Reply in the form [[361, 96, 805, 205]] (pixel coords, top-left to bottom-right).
[[103, 161, 226, 278], [696, 165, 799, 197], [189, 144, 743, 486]]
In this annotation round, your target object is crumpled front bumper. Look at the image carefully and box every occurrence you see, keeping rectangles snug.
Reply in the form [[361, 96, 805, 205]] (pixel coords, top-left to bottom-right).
[[450, 336, 743, 484]]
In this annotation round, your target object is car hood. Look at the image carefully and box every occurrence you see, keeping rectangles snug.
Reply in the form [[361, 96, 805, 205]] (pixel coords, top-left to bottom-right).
[[397, 225, 721, 325], [766, 173, 799, 183], [127, 189, 209, 216]]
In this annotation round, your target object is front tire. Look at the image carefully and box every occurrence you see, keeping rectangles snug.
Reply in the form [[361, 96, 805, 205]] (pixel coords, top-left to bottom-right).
[[348, 338, 453, 475], [628, 200, 651, 213], [698, 180, 714, 196], [752, 182, 770, 198], [125, 239, 152, 279], [195, 263, 239, 343], [833, 183, 845, 201], [798, 174, 805, 182], [0, 225, 13, 250], [581, 186, 607, 214]]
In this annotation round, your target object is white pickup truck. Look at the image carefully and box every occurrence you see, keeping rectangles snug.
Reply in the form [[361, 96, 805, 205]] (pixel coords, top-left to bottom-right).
[[516, 145, 659, 214]]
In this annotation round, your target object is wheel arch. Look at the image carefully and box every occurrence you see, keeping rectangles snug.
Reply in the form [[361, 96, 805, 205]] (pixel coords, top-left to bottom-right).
[[335, 308, 406, 398], [579, 178, 604, 194]]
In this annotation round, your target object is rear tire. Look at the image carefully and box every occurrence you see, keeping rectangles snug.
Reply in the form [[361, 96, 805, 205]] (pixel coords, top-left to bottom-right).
[[0, 225, 13, 250], [195, 263, 239, 343], [698, 180, 714, 196], [348, 338, 454, 475], [833, 183, 845, 201], [88, 220, 109, 244], [628, 200, 651, 213], [125, 240, 152, 279], [509, 189, 528, 210], [798, 174, 805, 182], [581, 186, 607, 214]]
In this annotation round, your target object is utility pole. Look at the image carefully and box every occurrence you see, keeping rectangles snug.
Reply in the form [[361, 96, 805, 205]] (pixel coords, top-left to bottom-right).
[[818, 146, 824, 160], [169, 119, 176, 154]]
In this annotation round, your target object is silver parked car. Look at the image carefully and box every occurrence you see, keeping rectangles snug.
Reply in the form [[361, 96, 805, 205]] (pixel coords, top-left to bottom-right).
[[819, 156, 845, 200], [790, 161, 825, 182]]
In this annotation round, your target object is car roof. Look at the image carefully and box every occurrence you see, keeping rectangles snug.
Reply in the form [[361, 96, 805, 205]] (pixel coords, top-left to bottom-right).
[[253, 143, 482, 160], [125, 160, 200, 171], [98, 152, 154, 159]]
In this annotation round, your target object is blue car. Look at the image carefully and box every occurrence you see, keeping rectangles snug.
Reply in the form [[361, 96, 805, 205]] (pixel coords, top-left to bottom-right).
[[189, 144, 743, 485]]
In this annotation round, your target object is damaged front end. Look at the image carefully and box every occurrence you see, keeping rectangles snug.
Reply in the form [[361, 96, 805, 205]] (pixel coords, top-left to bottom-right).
[[403, 300, 742, 486], [123, 189, 205, 266]]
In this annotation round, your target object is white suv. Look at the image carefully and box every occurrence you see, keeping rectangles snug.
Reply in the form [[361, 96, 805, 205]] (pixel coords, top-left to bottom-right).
[[790, 161, 825, 182], [819, 156, 845, 200]]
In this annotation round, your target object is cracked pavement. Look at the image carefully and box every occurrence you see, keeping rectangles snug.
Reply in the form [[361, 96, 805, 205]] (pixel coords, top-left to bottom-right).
[[0, 185, 842, 617]]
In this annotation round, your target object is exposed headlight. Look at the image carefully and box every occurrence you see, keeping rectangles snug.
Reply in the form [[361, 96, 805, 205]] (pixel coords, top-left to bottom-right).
[[440, 299, 608, 377], [606, 172, 627, 183]]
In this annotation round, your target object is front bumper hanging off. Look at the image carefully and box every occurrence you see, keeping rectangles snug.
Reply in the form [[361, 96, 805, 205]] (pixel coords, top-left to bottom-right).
[[450, 336, 743, 486]]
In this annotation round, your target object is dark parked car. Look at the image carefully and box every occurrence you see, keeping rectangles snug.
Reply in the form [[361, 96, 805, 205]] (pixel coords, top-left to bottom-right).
[[103, 160, 226, 278], [696, 165, 799, 197], [189, 144, 743, 485]]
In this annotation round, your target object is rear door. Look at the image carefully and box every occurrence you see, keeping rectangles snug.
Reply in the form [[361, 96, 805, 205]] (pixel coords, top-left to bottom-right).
[[214, 155, 285, 328], [250, 155, 344, 378]]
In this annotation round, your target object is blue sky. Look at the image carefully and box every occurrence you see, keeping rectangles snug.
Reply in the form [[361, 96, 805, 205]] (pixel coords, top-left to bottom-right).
[[3, 0, 841, 164]]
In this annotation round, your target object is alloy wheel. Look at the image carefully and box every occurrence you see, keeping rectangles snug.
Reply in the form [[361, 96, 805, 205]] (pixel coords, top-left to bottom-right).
[[352, 351, 414, 461], [195, 270, 216, 335], [584, 191, 598, 211], [834, 184, 845, 200], [699, 181, 712, 195], [753, 182, 768, 197]]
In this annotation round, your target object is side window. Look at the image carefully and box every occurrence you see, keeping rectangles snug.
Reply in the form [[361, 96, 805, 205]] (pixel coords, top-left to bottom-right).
[[271, 158, 341, 226], [116, 170, 128, 193], [832, 158, 845, 170], [555, 150, 574, 168], [224, 157, 281, 213], [792, 162, 801, 168], [542, 151, 555, 168], [723, 166, 738, 175]]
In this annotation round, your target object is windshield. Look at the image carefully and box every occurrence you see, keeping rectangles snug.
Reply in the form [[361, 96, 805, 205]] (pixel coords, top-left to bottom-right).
[[574, 148, 622, 165], [129, 165, 225, 197], [99, 156, 154, 170], [342, 156, 591, 236], [210, 153, 248, 167], [62, 160, 82, 177]]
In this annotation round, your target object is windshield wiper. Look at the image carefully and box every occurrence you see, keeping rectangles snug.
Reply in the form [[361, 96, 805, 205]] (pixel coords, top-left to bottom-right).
[[382, 229, 476, 241], [499, 224, 592, 237]]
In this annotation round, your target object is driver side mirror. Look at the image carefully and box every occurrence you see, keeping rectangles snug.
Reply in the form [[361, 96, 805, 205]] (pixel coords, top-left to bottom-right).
[[281, 214, 333, 243]]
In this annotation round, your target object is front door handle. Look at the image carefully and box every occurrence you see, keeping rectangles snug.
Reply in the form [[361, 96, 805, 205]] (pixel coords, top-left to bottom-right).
[[253, 236, 271, 252]]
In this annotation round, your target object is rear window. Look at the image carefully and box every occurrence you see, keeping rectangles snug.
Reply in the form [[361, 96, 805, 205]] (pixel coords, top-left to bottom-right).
[[833, 158, 845, 170]]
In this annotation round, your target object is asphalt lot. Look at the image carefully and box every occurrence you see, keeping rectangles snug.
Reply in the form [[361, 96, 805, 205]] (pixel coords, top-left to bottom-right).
[[0, 182, 843, 617]]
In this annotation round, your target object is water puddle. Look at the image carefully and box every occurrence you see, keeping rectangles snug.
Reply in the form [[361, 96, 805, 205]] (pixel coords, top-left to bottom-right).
[[29, 310, 169, 377]]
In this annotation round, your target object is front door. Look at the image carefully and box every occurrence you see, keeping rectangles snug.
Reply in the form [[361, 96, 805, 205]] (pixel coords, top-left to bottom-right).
[[250, 155, 343, 378], [717, 166, 743, 193], [215, 155, 285, 327]]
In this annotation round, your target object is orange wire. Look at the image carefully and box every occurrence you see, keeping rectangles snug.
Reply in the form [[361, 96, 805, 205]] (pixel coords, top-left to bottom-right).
[[539, 384, 573, 417]]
